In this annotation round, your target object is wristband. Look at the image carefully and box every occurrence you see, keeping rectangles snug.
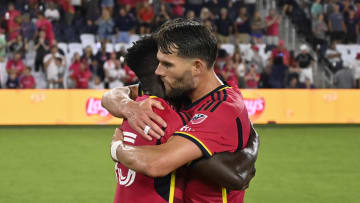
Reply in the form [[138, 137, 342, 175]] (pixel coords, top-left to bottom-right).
[[111, 141, 123, 162]]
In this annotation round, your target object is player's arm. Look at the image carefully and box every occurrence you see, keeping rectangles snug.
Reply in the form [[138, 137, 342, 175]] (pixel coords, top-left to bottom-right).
[[190, 123, 259, 190], [102, 85, 166, 140], [111, 128, 203, 177]]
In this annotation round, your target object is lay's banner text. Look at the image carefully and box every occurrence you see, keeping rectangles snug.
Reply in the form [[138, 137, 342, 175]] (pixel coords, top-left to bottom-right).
[[0, 89, 359, 125]]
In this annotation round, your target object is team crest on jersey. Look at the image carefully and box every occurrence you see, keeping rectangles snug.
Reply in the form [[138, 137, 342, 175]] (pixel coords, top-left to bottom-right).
[[190, 114, 208, 125]]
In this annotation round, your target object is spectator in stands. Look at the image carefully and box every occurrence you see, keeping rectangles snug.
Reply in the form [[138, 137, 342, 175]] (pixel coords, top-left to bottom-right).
[[214, 8, 233, 43], [5, 3, 21, 39], [245, 0, 256, 18], [251, 11, 266, 43], [345, 10, 358, 44], [151, 4, 172, 32], [95, 41, 108, 67], [89, 59, 105, 82], [312, 14, 328, 53], [45, 2, 60, 22], [303, 77, 315, 89], [68, 52, 82, 88], [20, 66, 36, 89], [266, 9, 281, 45], [43, 46, 65, 88], [271, 40, 290, 66], [72, 60, 92, 89], [334, 65, 355, 88], [21, 13, 36, 42], [90, 75, 105, 89], [6, 52, 25, 76], [328, 4, 346, 42], [351, 53, 360, 88], [222, 58, 238, 88], [115, 7, 135, 43], [258, 65, 271, 88], [287, 75, 301, 88], [8, 15, 21, 42], [234, 7, 251, 44], [311, 0, 323, 19], [60, 0, 75, 25], [200, 7, 212, 23], [250, 45, 264, 73], [186, 0, 204, 16], [104, 52, 126, 88], [101, 0, 114, 16], [206, 0, 221, 18], [6, 69, 19, 89], [245, 64, 260, 88], [326, 40, 343, 71], [296, 44, 314, 84], [36, 12, 55, 46], [83, 0, 101, 22], [34, 30, 49, 72], [269, 55, 288, 88], [97, 9, 115, 42], [7, 34, 27, 58], [0, 30, 6, 62], [233, 52, 246, 88], [138, 2, 154, 34], [81, 19, 98, 35], [186, 10, 196, 20], [227, 1, 237, 22], [82, 45, 94, 65]]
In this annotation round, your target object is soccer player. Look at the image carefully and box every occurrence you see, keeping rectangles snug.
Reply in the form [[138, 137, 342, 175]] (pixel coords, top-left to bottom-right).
[[112, 36, 258, 203], [108, 19, 254, 203]]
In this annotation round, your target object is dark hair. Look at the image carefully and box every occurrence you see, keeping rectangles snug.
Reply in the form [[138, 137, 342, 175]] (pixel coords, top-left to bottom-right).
[[125, 36, 165, 98], [125, 36, 159, 78], [155, 18, 218, 69]]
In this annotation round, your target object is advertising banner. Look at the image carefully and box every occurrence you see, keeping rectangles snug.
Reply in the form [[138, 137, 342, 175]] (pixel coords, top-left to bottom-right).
[[0, 89, 359, 125]]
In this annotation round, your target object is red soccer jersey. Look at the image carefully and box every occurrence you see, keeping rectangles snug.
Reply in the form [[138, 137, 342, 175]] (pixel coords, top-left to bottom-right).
[[114, 95, 190, 203], [174, 84, 251, 203], [20, 75, 36, 88]]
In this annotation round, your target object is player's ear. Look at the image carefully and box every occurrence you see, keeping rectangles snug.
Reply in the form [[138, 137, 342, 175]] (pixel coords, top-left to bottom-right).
[[193, 59, 206, 75]]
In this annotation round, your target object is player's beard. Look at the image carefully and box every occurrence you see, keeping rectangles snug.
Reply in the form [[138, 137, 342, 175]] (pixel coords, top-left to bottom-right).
[[164, 70, 195, 101]]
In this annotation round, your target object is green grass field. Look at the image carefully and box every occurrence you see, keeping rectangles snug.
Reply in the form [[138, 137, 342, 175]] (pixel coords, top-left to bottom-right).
[[0, 125, 359, 203]]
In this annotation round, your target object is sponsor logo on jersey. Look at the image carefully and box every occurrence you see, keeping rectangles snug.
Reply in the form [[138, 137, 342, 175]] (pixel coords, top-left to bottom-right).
[[190, 113, 208, 125]]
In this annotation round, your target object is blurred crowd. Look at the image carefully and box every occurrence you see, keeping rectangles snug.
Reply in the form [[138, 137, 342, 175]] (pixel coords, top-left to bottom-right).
[[1, 0, 357, 89], [279, 0, 360, 88]]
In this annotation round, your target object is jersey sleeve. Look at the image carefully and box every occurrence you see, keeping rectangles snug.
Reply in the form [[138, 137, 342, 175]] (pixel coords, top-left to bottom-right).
[[173, 105, 247, 158], [141, 96, 185, 142]]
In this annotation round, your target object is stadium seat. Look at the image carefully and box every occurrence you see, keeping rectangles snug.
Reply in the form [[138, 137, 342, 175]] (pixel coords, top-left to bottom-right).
[[115, 43, 132, 52], [129, 34, 140, 44], [80, 34, 96, 46], [58, 43, 68, 54], [105, 43, 114, 53], [221, 44, 235, 56], [82, 43, 99, 55]]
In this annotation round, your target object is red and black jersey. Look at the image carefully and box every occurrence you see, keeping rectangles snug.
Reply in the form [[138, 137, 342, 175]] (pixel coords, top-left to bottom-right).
[[114, 95, 190, 203], [174, 84, 251, 203]]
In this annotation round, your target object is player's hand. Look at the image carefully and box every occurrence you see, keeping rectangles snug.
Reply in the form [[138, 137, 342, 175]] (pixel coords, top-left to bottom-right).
[[125, 99, 167, 141]]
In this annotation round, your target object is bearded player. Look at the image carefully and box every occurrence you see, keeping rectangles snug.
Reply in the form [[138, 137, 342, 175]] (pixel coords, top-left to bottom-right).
[[108, 34, 259, 202]]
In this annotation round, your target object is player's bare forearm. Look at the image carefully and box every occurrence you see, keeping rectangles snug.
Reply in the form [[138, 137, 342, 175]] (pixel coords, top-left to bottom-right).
[[101, 85, 139, 118], [190, 123, 259, 190], [112, 129, 202, 177]]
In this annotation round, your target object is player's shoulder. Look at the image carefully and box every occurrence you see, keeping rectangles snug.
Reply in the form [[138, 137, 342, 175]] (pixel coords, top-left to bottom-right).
[[199, 86, 246, 115]]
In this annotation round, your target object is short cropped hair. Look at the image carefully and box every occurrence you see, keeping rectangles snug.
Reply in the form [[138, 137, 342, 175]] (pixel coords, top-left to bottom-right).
[[125, 36, 159, 78], [155, 18, 218, 69]]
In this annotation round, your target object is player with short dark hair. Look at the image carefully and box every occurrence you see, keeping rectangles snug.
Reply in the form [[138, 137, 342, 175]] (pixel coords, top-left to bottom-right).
[[109, 21, 258, 203]]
